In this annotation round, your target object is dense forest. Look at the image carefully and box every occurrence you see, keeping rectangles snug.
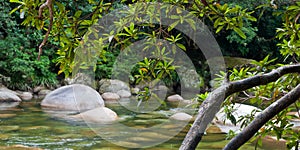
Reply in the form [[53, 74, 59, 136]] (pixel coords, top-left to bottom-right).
[[1, 0, 300, 149]]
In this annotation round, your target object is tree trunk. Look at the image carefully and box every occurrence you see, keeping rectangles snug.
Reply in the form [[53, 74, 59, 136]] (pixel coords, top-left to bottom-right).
[[180, 64, 300, 150], [224, 83, 300, 150]]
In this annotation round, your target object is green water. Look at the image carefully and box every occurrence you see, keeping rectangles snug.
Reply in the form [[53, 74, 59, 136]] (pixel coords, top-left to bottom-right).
[[0, 100, 270, 150]]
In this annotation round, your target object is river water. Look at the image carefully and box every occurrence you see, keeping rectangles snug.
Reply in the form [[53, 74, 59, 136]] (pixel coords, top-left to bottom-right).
[[0, 100, 274, 149]]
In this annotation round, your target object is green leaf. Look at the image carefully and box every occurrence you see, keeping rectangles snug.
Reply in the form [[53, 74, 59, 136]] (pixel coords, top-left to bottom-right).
[[168, 20, 180, 32], [216, 25, 224, 33], [214, 18, 222, 28], [287, 5, 300, 11], [10, 5, 22, 14], [74, 11, 82, 18], [176, 43, 186, 51], [247, 15, 257, 22], [9, 0, 25, 5], [233, 27, 246, 39]]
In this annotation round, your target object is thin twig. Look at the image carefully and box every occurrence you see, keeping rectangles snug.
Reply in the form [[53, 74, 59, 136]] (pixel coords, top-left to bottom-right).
[[38, 0, 53, 60]]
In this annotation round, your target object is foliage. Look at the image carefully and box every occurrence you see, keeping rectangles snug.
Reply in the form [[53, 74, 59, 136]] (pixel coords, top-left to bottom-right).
[[95, 51, 117, 79], [10, 0, 112, 77], [225, 21, 257, 56], [9, 0, 257, 79], [212, 0, 294, 60], [132, 58, 178, 87], [214, 54, 300, 149], [0, 1, 57, 90], [276, 1, 300, 62]]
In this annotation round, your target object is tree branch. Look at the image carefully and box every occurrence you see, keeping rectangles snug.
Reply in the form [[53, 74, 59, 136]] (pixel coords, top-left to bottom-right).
[[224, 83, 300, 150], [180, 64, 300, 150], [38, 0, 53, 60]]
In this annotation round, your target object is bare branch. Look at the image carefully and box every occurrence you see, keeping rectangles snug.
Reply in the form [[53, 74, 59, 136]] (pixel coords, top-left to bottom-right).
[[180, 64, 300, 150], [224, 83, 300, 150], [38, 0, 53, 60], [295, 13, 300, 24]]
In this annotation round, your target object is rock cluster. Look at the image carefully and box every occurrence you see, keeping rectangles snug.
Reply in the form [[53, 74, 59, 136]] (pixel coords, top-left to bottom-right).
[[99, 79, 131, 101], [41, 84, 117, 123]]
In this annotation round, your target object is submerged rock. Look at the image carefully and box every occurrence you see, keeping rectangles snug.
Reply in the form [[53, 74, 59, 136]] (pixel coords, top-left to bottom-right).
[[0, 102, 20, 110], [169, 112, 192, 121], [0, 144, 43, 150], [0, 134, 9, 141], [0, 125, 20, 132], [72, 107, 118, 123], [41, 84, 104, 111], [0, 114, 16, 119], [206, 125, 223, 134]]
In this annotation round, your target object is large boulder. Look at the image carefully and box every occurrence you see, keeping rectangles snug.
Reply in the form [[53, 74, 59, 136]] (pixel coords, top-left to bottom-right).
[[0, 91, 21, 102], [99, 79, 130, 94], [212, 103, 261, 133], [72, 107, 118, 123], [41, 84, 104, 111]]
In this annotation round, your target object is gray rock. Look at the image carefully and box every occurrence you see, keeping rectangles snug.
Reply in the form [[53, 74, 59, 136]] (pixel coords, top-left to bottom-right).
[[102, 92, 120, 101], [99, 79, 130, 94], [0, 91, 21, 102], [41, 84, 104, 111], [33, 86, 46, 93], [0, 87, 18, 95], [18, 92, 33, 101], [73, 107, 118, 123], [167, 94, 184, 102], [117, 90, 131, 98], [169, 112, 192, 121], [213, 103, 261, 133], [38, 89, 52, 99], [153, 85, 169, 100], [155, 85, 169, 91]]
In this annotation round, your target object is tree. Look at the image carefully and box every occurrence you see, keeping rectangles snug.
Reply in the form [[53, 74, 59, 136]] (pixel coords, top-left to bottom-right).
[[180, 1, 300, 149], [180, 64, 300, 149]]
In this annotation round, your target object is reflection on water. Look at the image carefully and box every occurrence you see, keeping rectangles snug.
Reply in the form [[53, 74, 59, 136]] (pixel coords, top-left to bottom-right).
[[0, 100, 271, 149]]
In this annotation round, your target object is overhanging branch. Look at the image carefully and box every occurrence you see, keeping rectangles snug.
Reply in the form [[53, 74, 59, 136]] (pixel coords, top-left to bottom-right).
[[224, 83, 300, 150], [180, 64, 300, 150]]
